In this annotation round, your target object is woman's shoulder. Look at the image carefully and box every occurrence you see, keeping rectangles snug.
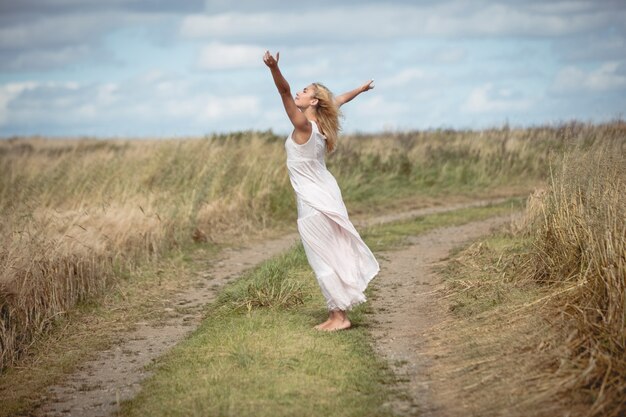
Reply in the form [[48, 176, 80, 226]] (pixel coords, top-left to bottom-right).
[[310, 120, 326, 138]]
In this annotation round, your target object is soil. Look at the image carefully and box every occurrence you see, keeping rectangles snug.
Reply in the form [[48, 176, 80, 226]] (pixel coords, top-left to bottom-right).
[[370, 215, 517, 417], [30, 198, 516, 417]]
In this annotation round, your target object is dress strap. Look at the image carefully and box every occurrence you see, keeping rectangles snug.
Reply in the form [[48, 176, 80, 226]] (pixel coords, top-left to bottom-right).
[[309, 120, 325, 138]]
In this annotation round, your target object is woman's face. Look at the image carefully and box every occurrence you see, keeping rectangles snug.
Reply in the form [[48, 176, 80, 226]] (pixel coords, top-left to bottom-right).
[[294, 84, 318, 109]]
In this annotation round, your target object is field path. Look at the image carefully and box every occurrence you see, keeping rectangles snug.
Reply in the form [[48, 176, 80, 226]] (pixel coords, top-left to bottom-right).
[[32, 198, 513, 417], [370, 215, 516, 416]]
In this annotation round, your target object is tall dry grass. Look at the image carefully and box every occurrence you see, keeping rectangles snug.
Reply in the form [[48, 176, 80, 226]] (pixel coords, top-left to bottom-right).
[[0, 122, 619, 371], [0, 132, 291, 369], [519, 132, 625, 416]]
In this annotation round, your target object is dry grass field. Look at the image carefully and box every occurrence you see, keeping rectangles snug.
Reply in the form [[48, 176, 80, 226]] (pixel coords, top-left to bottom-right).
[[0, 122, 624, 416], [520, 143, 625, 416], [435, 129, 625, 416]]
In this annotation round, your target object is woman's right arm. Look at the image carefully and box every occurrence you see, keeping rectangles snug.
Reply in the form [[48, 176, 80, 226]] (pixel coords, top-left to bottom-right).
[[263, 51, 311, 142]]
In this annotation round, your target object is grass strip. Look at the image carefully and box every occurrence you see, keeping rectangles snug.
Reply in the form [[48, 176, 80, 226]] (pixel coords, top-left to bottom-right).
[[120, 198, 523, 417], [120, 245, 395, 417]]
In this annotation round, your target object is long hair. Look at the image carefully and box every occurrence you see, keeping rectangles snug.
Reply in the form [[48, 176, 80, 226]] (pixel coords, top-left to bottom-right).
[[312, 83, 341, 153]]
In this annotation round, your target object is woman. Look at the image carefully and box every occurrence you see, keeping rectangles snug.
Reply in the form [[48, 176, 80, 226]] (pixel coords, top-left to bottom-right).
[[263, 50, 379, 331]]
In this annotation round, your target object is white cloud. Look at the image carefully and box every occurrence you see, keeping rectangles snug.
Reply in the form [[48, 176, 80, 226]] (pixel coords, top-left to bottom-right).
[[2, 45, 93, 71], [382, 68, 429, 87], [0, 10, 172, 70], [180, 3, 626, 43], [180, 12, 276, 39], [202, 95, 260, 120], [462, 83, 533, 114], [0, 15, 104, 49], [95, 83, 119, 106], [197, 42, 265, 70], [551, 62, 626, 93], [348, 96, 407, 131], [525, 1, 599, 15], [291, 59, 332, 79], [0, 82, 37, 125], [0, 77, 262, 135], [2, 1, 626, 135]]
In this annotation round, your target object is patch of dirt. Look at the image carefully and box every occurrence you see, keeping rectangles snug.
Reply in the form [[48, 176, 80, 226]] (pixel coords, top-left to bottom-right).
[[32, 234, 300, 417], [356, 197, 512, 227], [30, 198, 514, 417], [370, 215, 517, 417]]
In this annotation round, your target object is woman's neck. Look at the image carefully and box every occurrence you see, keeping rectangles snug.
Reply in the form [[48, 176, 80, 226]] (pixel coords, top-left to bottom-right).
[[303, 106, 317, 123]]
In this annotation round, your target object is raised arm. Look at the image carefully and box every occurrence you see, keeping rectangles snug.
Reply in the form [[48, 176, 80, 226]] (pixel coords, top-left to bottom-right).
[[335, 80, 375, 107], [263, 51, 311, 143]]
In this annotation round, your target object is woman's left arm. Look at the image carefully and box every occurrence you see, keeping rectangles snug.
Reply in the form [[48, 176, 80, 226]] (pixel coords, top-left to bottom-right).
[[335, 80, 375, 107]]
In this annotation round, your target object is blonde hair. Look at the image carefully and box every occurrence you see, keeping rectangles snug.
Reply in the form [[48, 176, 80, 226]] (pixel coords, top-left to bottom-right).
[[312, 83, 341, 153]]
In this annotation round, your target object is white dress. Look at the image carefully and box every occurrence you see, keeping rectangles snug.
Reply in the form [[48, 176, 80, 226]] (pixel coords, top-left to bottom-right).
[[285, 121, 379, 311]]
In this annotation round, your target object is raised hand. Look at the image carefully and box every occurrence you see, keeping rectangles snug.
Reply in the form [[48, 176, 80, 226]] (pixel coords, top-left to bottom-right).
[[263, 50, 280, 68], [360, 79, 375, 92]]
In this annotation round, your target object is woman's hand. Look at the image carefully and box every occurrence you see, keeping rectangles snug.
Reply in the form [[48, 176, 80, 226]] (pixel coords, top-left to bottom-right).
[[360, 79, 375, 93], [263, 51, 280, 68]]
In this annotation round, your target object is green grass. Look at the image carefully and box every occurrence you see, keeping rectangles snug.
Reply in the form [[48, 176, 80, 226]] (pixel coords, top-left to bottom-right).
[[120, 245, 395, 417], [120, 199, 523, 417]]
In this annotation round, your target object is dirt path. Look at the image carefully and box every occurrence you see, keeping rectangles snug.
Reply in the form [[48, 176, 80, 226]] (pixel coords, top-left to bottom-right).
[[370, 215, 517, 417], [32, 234, 300, 417], [32, 198, 513, 417]]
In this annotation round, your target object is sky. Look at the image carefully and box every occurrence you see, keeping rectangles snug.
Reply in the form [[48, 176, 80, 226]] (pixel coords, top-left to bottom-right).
[[1, 0, 625, 137]]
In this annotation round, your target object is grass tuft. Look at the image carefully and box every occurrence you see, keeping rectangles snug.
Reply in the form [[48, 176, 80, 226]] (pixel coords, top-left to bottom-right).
[[215, 245, 311, 311]]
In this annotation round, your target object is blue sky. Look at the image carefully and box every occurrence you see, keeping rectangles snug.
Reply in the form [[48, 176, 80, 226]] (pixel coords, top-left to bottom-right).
[[1, 0, 625, 137]]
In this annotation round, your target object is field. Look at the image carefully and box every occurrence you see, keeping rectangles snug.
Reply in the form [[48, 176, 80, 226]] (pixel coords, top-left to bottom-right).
[[1, 121, 624, 416]]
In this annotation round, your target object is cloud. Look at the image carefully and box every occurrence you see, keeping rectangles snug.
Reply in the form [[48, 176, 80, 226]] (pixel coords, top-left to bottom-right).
[[0, 13, 118, 50], [202, 95, 260, 120], [551, 61, 626, 93], [0, 82, 37, 125], [382, 68, 430, 87], [0, 71, 264, 136], [2, 1, 626, 135], [0, 8, 181, 71], [197, 42, 265, 70], [461, 83, 533, 114], [0, 46, 97, 71], [348, 96, 407, 130], [0, 0, 204, 16], [180, 2, 626, 44], [552, 33, 626, 62]]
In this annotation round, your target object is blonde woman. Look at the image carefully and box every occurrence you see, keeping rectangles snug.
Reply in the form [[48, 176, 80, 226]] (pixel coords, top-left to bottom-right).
[[263, 50, 379, 331]]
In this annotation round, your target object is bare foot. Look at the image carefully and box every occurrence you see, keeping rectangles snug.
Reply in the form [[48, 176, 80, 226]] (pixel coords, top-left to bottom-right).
[[322, 318, 351, 332], [314, 317, 333, 330]]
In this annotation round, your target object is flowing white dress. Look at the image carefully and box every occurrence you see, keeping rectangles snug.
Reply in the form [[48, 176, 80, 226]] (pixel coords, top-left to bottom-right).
[[285, 121, 379, 311]]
